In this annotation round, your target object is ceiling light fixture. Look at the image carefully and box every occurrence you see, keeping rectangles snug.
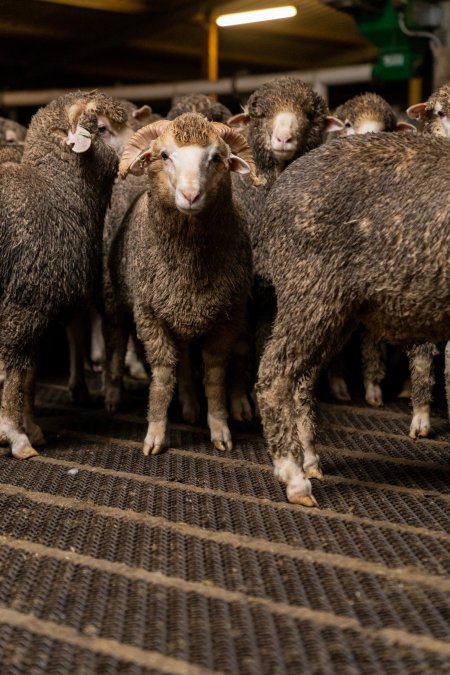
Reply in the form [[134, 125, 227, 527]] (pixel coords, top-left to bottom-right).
[[216, 6, 297, 27]]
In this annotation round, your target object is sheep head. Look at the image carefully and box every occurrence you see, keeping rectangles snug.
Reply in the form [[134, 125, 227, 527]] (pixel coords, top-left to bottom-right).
[[407, 82, 450, 137], [333, 93, 415, 136], [64, 91, 130, 155], [119, 112, 261, 215], [228, 77, 343, 166]]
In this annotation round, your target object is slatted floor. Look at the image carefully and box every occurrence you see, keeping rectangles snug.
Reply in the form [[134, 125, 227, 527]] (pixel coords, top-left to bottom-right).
[[0, 374, 449, 674]]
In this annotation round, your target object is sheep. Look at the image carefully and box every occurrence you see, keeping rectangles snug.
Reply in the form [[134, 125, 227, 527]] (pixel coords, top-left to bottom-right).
[[324, 92, 415, 405], [0, 117, 27, 144], [0, 90, 129, 458], [167, 94, 231, 123], [103, 112, 255, 454], [256, 131, 450, 506], [331, 92, 414, 136], [226, 77, 343, 420], [407, 81, 450, 136], [65, 100, 156, 404]]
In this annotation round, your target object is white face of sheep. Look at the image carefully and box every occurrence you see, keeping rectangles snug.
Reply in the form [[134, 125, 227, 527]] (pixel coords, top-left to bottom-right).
[[270, 112, 300, 160], [96, 115, 134, 155], [157, 140, 250, 215], [407, 100, 450, 137], [342, 118, 385, 135]]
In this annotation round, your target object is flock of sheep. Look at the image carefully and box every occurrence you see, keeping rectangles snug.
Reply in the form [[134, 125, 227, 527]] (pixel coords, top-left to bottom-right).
[[0, 76, 449, 508]]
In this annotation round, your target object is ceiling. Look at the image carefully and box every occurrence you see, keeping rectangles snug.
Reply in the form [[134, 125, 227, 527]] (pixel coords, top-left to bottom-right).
[[1, 0, 378, 111]]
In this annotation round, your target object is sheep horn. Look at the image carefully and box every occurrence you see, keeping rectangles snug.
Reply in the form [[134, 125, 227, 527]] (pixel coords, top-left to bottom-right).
[[119, 119, 171, 178], [212, 123, 264, 186]]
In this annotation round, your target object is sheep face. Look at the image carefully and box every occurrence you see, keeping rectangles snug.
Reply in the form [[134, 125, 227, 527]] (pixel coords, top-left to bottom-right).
[[0, 118, 27, 144], [62, 91, 130, 155], [228, 77, 343, 167], [407, 83, 450, 137], [119, 112, 257, 215], [334, 93, 414, 137]]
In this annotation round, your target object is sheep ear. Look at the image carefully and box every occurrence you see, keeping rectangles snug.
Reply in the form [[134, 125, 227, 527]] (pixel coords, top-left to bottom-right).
[[324, 116, 344, 133], [133, 105, 153, 122], [66, 125, 92, 153], [406, 102, 428, 120], [395, 121, 416, 132], [125, 148, 153, 176], [229, 154, 250, 175], [228, 113, 251, 132]]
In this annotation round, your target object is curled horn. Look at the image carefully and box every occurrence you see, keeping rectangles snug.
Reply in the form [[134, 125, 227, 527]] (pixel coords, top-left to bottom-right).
[[119, 119, 171, 178], [212, 123, 264, 186]]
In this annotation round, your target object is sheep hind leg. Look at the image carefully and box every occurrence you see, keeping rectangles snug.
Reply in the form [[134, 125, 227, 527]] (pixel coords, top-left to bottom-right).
[[103, 312, 128, 414], [361, 331, 385, 407], [258, 358, 316, 507], [408, 343, 438, 439], [177, 341, 200, 424], [23, 366, 45, 446], [0, 368, 38, 459], [228, 328, 254, 423], [327, 352, 351, 402], [203, 320, 243, 451], [66, 311, 90, 406]]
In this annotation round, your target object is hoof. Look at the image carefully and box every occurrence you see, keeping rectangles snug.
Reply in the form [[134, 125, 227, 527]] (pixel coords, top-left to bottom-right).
[[143, 443, 164, 456], [230, 395, 253, 423], [365, 382, 383, 407], [305, 466, 323, 480], [398, 378, 412, 399], [288, 493, 318, 507], [128, 362, 148, 381], [181, 399, 201, 425], [328, 376, 351, 402], [13, 445, 39, 459], [409, 409, 430, 439], [213, 439, 233, 451]]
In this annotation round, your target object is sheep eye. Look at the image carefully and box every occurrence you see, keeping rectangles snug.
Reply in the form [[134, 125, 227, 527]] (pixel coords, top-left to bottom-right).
[[211, 153, 221, 163], [344, 121, 352, 128], [6, 137, 15, 144], [97, 124, 108, 134], [437, 110, 446, 118], [160, 151, 169, 160], [306, 111, 314, 122]]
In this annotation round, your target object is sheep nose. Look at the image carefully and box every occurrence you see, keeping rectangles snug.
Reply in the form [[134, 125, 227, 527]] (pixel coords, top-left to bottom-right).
[[181, 189, 201, 205], [276, 134, 292, 144]]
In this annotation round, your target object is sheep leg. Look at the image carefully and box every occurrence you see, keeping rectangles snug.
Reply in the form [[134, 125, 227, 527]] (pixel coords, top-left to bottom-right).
[[125, 331, 148, 381], [257, 290, 352, 506], [257, 357, 316, 506], [66, 311, 90, 405], [445, 342, 450, 433], [361, 331, 385, 407], [327, 352, 351, 402], [90, 307, 104, 373], [103, 312, 128, 414], [138, 317, 177, 455], [177, 341, 200, 423], [23, 366, 46, 446], [228, 328, 253, 422], [408, 343, 438, 439], [203, 322, 242, 451], [0, 368, 38, 459]]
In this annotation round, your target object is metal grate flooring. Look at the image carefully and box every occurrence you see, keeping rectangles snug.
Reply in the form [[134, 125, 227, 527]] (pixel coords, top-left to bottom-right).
[[0, 376, 449, 674]]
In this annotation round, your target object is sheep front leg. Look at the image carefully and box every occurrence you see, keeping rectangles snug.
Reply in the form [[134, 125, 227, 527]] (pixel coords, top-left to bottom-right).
[[408, 343, 438, 439], [0, 368, 38, 459], [138, 316, 177, 455], [228, 328, 253, 422]]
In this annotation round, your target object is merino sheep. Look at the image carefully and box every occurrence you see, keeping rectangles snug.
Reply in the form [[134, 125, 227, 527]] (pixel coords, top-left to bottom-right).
[[103, 112, 255, 454], [257, 131, 450, 506], [407, 82, 450, 136], [325, 92, 415, 405], [332, 92, 414, 136], [0, 90, 129, 458], [226, 77, 343, 420], [0, 116, 27, 144]]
